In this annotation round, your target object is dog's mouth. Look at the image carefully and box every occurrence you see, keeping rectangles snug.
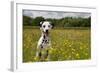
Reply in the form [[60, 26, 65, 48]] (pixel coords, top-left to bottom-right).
[[43, 30, 49, 35]]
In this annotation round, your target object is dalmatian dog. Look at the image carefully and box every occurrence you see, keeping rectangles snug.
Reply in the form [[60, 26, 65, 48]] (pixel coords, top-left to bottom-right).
[[36, 21, 54, 61]]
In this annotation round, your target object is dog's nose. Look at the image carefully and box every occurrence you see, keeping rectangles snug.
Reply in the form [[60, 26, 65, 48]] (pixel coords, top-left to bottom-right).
[[46, 30, 48, 33]]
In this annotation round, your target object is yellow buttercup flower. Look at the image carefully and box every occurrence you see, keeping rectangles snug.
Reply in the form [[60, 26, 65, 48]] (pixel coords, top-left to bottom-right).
[[72, 48, 75, 51], [76, 53, 79, 57], [34, 57, 37, 61]]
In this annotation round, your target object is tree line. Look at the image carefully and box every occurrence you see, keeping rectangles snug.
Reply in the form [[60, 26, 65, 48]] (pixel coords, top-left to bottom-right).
[[23, 16, 91, 27]]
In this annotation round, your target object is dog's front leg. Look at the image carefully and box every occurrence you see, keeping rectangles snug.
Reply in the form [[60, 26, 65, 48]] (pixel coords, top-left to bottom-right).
[[36, 45, 42, 61], [45, 45, 52, 61]]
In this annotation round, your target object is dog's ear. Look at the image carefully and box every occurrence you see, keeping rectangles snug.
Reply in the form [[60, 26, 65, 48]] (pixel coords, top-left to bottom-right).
[[39, 21, 43, 27], [51, 22, 54, 29]]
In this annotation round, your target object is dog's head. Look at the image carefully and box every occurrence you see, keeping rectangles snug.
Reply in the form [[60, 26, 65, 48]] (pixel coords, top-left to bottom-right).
[[39, 21, 54, 34]]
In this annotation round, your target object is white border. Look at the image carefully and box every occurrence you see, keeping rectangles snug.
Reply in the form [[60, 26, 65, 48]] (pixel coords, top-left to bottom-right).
[[11, 1, 97, 71]]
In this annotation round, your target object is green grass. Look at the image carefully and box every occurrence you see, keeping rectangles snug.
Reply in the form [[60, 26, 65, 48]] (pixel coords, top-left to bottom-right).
[[23, 27, 91, 62]]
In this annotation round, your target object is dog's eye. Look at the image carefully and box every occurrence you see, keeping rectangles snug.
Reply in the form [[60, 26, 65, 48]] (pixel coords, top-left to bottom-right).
[[43, 25, 45, 28], [48, 25, 50, 27]]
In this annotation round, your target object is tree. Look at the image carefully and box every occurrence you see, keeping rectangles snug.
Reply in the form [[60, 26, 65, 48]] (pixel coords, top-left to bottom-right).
[[23, 16, 32, 26], [23, 15, 91, 27], [32, 17, 45, 26]]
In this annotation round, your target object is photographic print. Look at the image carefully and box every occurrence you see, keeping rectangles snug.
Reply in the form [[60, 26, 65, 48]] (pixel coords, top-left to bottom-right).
[[11, 2, 96, 71], [23, 10, 91, 62]]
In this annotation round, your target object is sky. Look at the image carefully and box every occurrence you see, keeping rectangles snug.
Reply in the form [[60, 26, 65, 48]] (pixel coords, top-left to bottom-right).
[[23, 10, 91, 19]]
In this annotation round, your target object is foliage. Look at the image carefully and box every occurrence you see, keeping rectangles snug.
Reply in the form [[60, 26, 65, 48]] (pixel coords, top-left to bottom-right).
[[23, 15, 91, 27], [23, 27, 91, 62], [32, 17, 45, 26], [23, 16, 33, 26]]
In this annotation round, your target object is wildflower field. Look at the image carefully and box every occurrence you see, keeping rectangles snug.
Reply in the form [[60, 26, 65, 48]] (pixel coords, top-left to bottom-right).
[[23, 27, 91, 62]]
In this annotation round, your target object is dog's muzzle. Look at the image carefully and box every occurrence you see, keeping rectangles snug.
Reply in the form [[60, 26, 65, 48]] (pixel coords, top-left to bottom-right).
[[45, 30, 49, 35], [46, 30, 48, 33]]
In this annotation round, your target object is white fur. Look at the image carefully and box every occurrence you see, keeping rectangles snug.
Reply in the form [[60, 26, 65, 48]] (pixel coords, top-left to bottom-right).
[[36, 21, 53, 59], [40, 21, 52, 32]]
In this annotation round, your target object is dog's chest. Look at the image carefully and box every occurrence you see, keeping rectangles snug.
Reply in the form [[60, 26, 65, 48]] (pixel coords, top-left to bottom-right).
[[42, 38, 49, 44], [40, 36, 50, 49]]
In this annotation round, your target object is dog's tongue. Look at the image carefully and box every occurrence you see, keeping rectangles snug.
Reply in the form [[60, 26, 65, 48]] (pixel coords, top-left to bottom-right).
[[44, 31, 48, 36], [45, 32, 48, 36]]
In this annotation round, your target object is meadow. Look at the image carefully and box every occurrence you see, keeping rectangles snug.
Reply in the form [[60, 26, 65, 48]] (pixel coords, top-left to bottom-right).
[[23, 27, 91, 62]]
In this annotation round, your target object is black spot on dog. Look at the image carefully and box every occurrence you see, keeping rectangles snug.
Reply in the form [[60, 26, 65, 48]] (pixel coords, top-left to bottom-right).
[[39, 52, 41, 57], [41, 45, 43, 48], [42, 40, 44, 43], [45, 40, 47, 43], [43, 35, 46, 39]]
